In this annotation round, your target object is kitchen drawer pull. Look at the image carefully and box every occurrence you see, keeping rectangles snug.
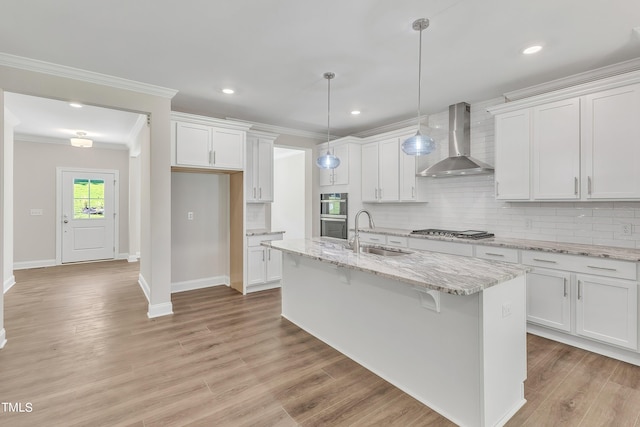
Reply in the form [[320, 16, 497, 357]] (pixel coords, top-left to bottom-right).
[[370, 237, 381, 241], [574, 177, 578, 195], [587, 265, 617, 272], [532, 258, 557, 264], [389, 240, 403, 244], [563, 278, 568, 297], [577, 280, 582, 300], [484, 252, 505, 257]]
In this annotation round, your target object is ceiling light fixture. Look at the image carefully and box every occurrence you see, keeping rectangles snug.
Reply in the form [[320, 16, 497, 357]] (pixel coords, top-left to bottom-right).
[[69, 102, 83, 108], [222, 88, 235, 94], [316, 72, 340, 169], [522, 45, 543, 55], [70, 131, 93, 148], [351, 110, 361, 115], [401, 18, 436, 156]]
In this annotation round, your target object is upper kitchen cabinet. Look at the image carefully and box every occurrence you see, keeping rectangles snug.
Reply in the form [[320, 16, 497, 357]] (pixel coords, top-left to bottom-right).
[[361, 138, 399, 202], [582, 84, 640, 199], [318, 143, 350, 186], [171, 112, 251, 171], [246, 130, 278, 203], [489, 73, 640, 201]]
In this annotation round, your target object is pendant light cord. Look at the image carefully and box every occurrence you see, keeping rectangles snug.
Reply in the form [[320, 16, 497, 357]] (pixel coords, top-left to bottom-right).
[[327, 75, 331, 152], [416, 25, 423, 130]]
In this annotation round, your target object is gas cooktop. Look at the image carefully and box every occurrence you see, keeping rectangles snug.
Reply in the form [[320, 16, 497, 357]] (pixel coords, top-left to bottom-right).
[[411, 229, 495, 240]]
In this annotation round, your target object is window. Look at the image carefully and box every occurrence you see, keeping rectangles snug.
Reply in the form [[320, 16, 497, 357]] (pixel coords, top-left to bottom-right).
[[73, 178, 105, 219]]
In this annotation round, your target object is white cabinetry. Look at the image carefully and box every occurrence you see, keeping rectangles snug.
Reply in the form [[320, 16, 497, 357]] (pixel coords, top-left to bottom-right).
[[522, 250, 638, 351], [246, 131, 277, 203], [171, 113, 249, 171], [319, 143, 350, 186], [246, 233, 283, 293], [489, 79, 640, 201], [408, 238, 474, 257], [361, 139, 399, 202], [399, 134, 420, 201], [582, 84, 640, 199]]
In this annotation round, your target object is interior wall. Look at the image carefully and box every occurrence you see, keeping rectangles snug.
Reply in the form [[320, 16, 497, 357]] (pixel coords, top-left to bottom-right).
[[272, 149, 306, 239], [3, 108, 17, 292], [0, 90, 5, 347], [171, 172, 229, 284], [13, 140, 130, 264]]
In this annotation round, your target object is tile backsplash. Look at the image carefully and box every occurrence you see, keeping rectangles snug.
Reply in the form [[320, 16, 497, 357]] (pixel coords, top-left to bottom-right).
[[365, 98, 640, 249]]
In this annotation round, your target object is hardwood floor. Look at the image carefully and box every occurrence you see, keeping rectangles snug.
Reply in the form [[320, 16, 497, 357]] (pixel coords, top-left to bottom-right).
[[0, 260, 639, 426]]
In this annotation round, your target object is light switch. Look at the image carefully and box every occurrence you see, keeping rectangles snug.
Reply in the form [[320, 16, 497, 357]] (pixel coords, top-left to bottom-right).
[[30, 209, 43, 216], [187, 211, 194, 220]]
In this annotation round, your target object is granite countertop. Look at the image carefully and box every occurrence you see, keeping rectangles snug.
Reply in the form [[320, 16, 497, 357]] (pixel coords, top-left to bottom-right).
[[246, 229, 286, 237], [359, 228, 640, 262], [265, 238, 529, 296]]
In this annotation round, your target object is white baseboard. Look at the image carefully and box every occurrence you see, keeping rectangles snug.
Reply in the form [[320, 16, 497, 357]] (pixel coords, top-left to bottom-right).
[[0, 328, 6, 349], [171, 275, 229, 293], [13, 259, 56, 270], [117, 253, 129, 261], [138, 273, 150, 302], [246, 281, 281, 293], [147, 302, 173, 318], [127, 255, 139, 263], [4, 275, 16, 294]]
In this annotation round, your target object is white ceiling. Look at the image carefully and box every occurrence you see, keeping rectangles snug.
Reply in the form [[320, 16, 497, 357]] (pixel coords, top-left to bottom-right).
[[1, 0, 639, 139]]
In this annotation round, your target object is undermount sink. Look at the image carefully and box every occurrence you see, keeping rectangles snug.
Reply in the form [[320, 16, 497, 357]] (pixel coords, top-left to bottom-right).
[[360, 246, 412, 257]]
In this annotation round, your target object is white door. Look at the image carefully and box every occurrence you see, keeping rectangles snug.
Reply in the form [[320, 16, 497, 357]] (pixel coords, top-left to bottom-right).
[[61, 170, 117, 263]]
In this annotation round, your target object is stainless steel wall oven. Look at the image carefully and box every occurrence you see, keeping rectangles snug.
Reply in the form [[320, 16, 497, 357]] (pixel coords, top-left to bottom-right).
[[320, 193, 348, 239]]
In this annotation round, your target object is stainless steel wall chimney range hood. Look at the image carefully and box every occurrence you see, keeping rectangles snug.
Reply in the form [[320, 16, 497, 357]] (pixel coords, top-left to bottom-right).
[[417, 102, 494, 178]]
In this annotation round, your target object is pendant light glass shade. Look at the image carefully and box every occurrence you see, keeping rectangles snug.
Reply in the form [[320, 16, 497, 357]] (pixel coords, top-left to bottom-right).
[[316, 72, 340, 169], [402, 18, 435, 156]]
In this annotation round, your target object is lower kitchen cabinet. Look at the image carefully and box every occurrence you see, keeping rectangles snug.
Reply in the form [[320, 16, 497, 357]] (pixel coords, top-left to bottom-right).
[[246, 233, 283, 293], [576, 274, 638, 350], [526, 268, 571, 332]]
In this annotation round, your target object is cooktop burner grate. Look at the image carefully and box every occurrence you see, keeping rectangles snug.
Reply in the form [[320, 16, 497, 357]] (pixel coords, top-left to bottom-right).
[[411, 229, 495, 239]]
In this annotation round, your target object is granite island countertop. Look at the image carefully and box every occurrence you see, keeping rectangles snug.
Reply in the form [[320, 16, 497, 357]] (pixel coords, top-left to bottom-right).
[[358, 227, 640, 262], [246, 229, 286, 237], [265, 238, 529, 296]]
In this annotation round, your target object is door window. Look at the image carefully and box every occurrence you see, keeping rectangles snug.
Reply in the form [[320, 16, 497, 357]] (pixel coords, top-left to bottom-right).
[[73, 178, 105, 219]]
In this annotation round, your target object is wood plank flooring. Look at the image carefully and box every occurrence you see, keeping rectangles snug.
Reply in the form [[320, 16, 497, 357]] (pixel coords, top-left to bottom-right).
[[0, 260, 639, 426]]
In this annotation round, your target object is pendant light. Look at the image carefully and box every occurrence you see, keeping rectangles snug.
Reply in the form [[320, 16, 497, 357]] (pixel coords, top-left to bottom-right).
[[401, 18, 436, 156], [70, 131, 93, 148], [316, 72, 341, 169]]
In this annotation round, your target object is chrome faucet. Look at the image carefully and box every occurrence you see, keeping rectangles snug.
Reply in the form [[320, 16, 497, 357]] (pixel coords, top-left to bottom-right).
[[352, 209, 375, 254]]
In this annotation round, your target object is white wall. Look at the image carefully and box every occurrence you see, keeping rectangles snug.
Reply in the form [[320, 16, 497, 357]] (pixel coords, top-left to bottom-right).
[[272, 149, 306, 239], [3, 108, 17, 293], [364, 98, 640, 249], [13, 140, 131, 264], [171, 172, 229, 285]]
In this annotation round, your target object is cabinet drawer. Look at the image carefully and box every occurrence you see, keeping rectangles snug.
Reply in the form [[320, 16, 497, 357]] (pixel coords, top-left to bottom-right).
[[475, 246, 519, 263], [521, 250, 636, 280], [408, 238, 473, 257], [386, 236, 408, 248], [247, 233, 283, 247], [359, 233, 386, 245]]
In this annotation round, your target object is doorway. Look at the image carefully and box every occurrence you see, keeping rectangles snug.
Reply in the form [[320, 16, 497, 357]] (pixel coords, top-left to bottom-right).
[[57, 168, 118, 263], [272, 147, 306, 240]]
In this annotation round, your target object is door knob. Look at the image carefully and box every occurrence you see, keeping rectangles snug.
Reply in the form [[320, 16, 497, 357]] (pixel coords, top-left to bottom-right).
[[63, 220, 69, 223]]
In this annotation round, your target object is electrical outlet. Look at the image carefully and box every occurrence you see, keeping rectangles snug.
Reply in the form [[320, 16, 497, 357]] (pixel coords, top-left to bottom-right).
[[187, 211, 194, 220], [622, 223, 632, 235], [30, 209, 43, 216], [502, 302, 512, 318]]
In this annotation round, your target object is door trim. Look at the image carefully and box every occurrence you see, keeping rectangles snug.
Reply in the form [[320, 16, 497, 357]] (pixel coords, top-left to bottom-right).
[[56, 167, 120, 265]]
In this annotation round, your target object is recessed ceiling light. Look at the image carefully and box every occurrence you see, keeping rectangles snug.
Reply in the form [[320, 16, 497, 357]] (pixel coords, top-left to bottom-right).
[[522, 45, 543, 55], [351, 110, 361, 115], [69, 102, 83, 108], [222, 88, 235, 94]]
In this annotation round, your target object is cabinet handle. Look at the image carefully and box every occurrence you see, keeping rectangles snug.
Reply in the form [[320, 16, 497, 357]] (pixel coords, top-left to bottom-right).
[[532, 258, 557, 264], [268, 249, 271, 261], [563, 278, 568, 297], [262, 251, 265, 262], [588, 176, 592, 195], [577, 280, 582, 300], [209, 150, 212, 164], [259, 187, 262, 199], [253, 187, 256, 198], [412, 186, 415, 198], [379, 188, 383, 199], [574, 177, 578, 196], [587, 265, 617, 272], [213, 151, 216, 164], [484, 252, 505, 257], [389, 240, 402, 244], [496, 181, 499, 197], [375, 188, 378, 199]]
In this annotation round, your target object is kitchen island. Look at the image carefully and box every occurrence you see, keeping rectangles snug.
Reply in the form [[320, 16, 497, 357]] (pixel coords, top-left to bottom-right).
[[266, 238, 530, 427]]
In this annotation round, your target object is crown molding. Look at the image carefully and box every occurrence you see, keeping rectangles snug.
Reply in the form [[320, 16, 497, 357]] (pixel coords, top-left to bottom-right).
[[171, 111, 253, 131], [226, 117, 328, 140], [247, 129, 280, 140], [352, 115, 426, 138], [15, 133, 129, 150], [0, 53, 178, 99], [504, 57, 640, 101]]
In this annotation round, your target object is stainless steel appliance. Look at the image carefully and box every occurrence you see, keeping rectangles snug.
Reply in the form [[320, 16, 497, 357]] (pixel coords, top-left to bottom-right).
[[320, 193, 348, 239], [411, 228, 494, 239]]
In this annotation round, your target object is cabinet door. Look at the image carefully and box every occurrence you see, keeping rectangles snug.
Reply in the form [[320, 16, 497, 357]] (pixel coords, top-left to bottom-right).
[[257, 138, 273, 201], [211, 128, 244, 170], [246, 137, 258, 201], [266, 248, 282, 282], [495, 110, 530, 200], [332, 144, 350, 185], [361, 143, 379, 202], [400, 147, 417, 201], [532, 98, 580, 199], [175, 122, 212, 167], [378, 138, 399, 202], [576, 274, 638, 350], [526, 268, 571, 332], [583, 84, 640, 199], [318, 165, 334, 186], [247, 246, 266, 285]]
